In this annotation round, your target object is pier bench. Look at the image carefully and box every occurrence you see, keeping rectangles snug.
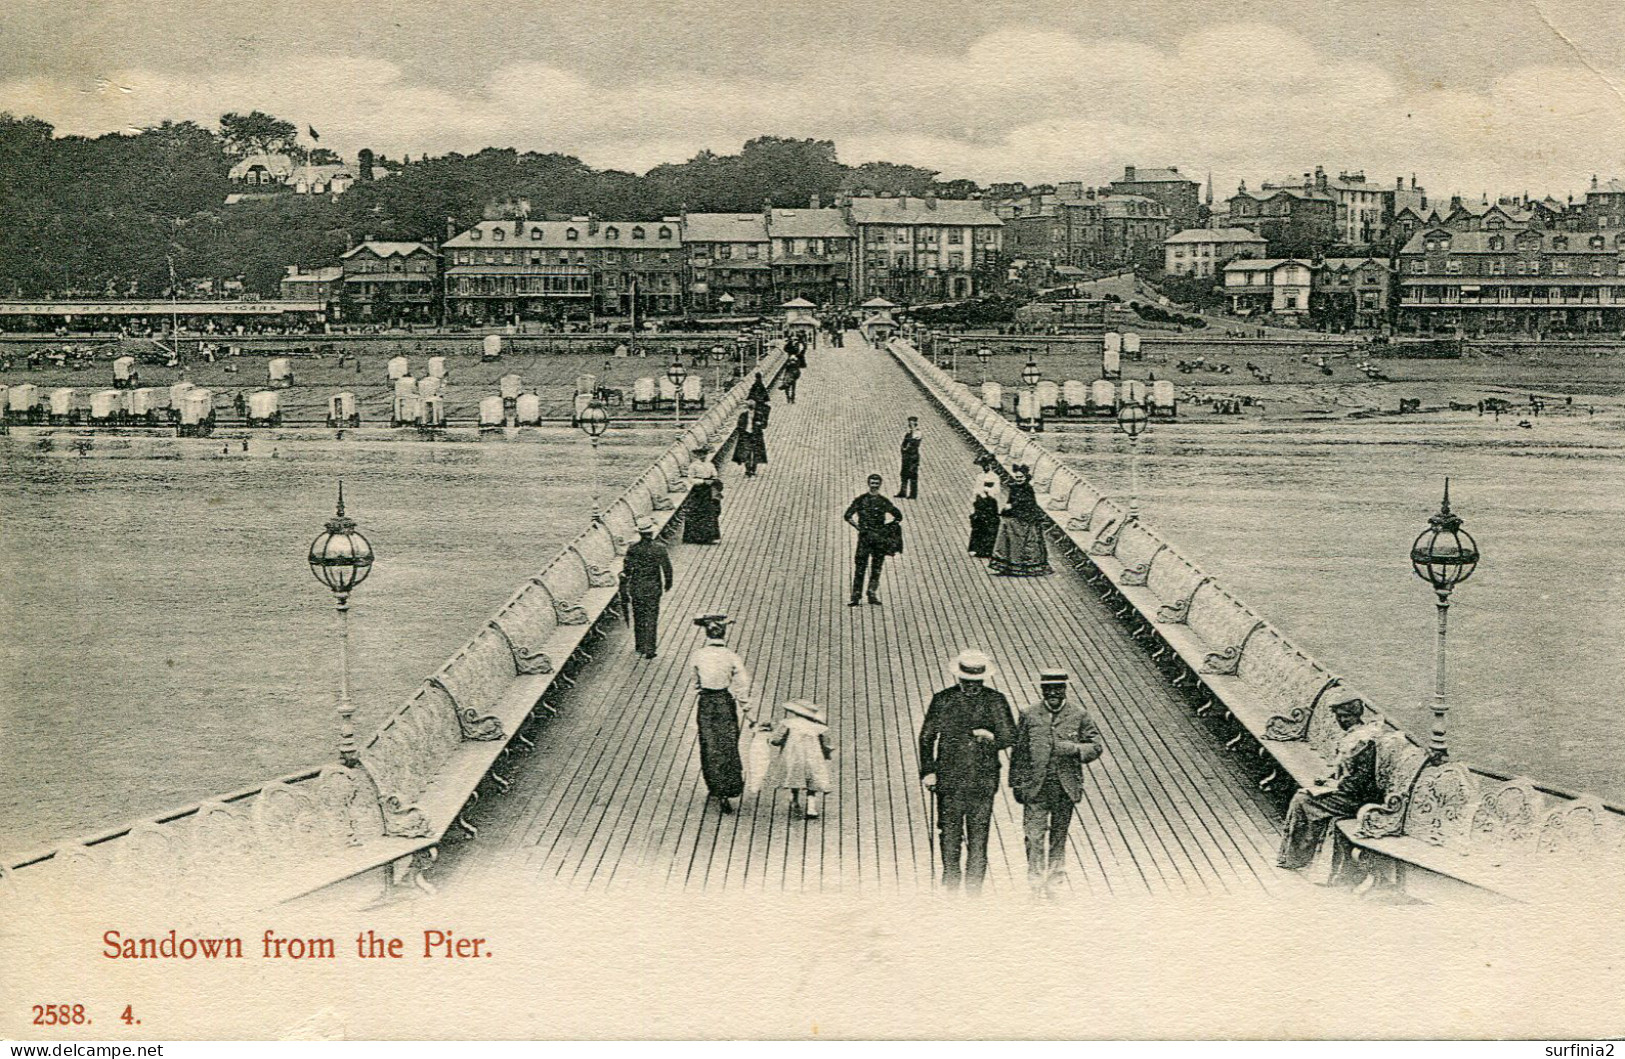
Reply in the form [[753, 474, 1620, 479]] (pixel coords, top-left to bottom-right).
[[1340, 759, 1625, 905]]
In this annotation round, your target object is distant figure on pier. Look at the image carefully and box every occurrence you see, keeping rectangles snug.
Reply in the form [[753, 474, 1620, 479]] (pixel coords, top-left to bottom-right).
[[683, 449, 723, 545], [621, 517, 673, 659], [896, 416, 921, 499], [1010, 670, 1102, 898], [748, 373, 771, 421], [844, 474, 902, 606], [989, 464, 1053, 577], [919, 650, 1017, 894], [780, 358, 801, 404], [690, 614, 753, 813], [763, 700, 834, 819], [968, 466, 1002, 559], [1276, 698, 1382, 885], [732, 402, 767, 478]]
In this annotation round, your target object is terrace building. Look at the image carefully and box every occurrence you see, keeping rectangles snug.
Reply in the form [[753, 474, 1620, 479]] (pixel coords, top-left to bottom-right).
[[846, 196, 1003, 303], [1580, 176, 1625, 231], [1397, 226, 1625, 335], [683, 213, 773, 312], [590, 219, 684, 318], [279, 265, 342, 304], [340, 241, 440, 323], [766, 207, 855, 306], [443, 218, 595, 324]]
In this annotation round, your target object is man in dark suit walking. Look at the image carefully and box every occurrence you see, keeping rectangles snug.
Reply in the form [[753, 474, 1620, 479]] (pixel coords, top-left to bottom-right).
[[1009, 669, 1103, 897], [919, 650, 1017, 893], [843, 473, 902, 606], [896, 416, 921, 499], [621, 516, 673, 658]]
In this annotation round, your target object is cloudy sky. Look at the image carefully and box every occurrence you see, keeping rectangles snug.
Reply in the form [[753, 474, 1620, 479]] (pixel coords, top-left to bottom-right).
[[5, 0, 1625, 200]]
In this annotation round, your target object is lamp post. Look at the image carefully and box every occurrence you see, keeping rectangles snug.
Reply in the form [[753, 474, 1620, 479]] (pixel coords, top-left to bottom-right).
[[578, 398, 610, 514], [735, 337, 747, 383], [1410, 478, 1479, 763], [1021, 358, 1040, 432], [1116, 390, 1150, 522], [978, 346, 992, 385], [307, 481, 374, 768], [667, 358, 688, 427], [949, 336, 960, 379]]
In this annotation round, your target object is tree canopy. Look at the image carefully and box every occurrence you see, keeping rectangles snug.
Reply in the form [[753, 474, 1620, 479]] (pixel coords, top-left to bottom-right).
[[0, 112, 986, 297]]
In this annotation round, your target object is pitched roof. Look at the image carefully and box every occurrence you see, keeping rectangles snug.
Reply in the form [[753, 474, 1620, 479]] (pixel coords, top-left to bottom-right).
[[683, 212, 769, 243], [1098, 194, 1166, 217], [282, 266, 342, 283], [768, 208, 853, 239], [1164, 227, 1266, 244], [343, 241, 436, 259], [288, 164, 356, 184], [846, 197, 1002, 227], [444, 218, 680, 249], [1224, 258, 1313, 272], [1318, 256, 1384, 271], [1591, 179, 1625, 195], [1232, 186, 1335, 203], [228, 153, 295, 180]]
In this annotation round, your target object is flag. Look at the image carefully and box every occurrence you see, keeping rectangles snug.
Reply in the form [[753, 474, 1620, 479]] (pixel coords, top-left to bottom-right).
[[308, 126, 320, 141]]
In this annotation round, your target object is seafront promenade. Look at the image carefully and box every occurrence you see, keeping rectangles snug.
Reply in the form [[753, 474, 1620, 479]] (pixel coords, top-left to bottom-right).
[[432, 334, 1299, 897]]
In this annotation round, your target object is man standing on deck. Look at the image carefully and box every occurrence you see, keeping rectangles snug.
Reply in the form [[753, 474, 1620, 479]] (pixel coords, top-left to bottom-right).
[[1009, 670, 1102, 898], [620, 516, 673, 659], [896, 416, 922, 499], [843, 473, 902, 607], [919, 650, 1017, 894]]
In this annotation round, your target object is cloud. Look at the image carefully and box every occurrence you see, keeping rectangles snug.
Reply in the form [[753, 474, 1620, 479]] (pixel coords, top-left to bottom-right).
[[2, 22, 1624, 197]]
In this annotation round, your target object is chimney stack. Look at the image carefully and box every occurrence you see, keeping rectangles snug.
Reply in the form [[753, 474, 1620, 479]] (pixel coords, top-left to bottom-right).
[[1124, 166, 1136, 182], [810, 193, 821, 209], [446, 217, 456, 242]]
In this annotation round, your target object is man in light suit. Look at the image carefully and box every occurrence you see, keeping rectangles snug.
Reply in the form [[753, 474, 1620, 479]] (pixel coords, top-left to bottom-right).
[[1009, 669, 1103, 897]]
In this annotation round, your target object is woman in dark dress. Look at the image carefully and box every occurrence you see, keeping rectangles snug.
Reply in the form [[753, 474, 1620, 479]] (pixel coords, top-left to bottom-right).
[[683, 449, 723, 544], [968, 469, 1002, 558], [731, 402, 767, 477], [989, 463, 1053, 576]]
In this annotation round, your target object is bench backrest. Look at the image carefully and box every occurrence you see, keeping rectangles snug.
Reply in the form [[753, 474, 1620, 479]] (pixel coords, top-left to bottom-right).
[[982, 382, 1002, 407], [362, 682, 464, 809], [1090, 380, 1115, 407], [1238, 627, 1339, 737], [659, 377, 678, 399], [434, 624, 519, 721], [1112, 521, 1162, 573], [1145, 551, 1205, 613], [1185, 581, 1261, 654], [1036, 381, 1060, 407], [491, 579, 561, 674], [1152, 379, 1176, 408], [682, 376, 703, 401]]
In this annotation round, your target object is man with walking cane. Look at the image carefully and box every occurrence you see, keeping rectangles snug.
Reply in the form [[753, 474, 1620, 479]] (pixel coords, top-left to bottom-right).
[[1009, 669, 1102, 899], [918, 649, 1016, 894], [620, 516, 673, 659]]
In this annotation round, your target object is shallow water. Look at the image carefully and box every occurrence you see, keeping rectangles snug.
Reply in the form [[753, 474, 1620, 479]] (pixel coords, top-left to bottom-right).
[[1056, 414, 1625, 803], [0, 428, 673, 856]]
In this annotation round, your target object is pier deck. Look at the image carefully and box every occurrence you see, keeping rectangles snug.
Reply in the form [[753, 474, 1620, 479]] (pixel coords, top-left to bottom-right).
[[442, 336, 1300, 897]]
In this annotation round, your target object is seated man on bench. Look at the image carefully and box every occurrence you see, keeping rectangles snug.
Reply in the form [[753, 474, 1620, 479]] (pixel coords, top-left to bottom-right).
[[1276, 697, 1384, 885]]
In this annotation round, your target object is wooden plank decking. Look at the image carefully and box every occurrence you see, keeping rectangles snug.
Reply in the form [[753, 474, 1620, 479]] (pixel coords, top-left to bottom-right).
[[439, 334, 1302, 897]]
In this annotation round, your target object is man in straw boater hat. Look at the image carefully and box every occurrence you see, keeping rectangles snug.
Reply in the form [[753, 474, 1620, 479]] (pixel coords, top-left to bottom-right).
[[918, 649, 1017, 894], [620, 516, 673, 659], [689, 614, 753, 813], [1009, 669, 1103, 898]]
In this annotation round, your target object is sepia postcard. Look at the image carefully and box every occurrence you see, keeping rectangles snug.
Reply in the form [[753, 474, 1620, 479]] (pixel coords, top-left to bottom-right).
[[2, 0, 1624, 1043]]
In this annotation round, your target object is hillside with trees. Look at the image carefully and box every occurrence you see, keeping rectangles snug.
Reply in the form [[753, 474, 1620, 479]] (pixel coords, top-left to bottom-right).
[[0, 114, 972, 298]]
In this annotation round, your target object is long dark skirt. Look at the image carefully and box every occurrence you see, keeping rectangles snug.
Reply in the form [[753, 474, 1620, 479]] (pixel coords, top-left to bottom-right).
[[968, 497, 1000, 558], [732, 430, 768, 469], [990, 516, 1052, 576], [683, 480, 722, 543], [696, 689, 745, 799]]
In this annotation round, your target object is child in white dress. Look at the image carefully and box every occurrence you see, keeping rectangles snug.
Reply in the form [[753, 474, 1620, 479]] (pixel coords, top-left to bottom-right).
[[766, 701, 834, 818]]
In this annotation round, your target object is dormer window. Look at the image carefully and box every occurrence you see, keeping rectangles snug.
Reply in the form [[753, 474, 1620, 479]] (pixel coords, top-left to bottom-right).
[[531, 227, 543, 240], [566, 228, 579, 241], [1488, 236, 1504, 251], [658, 226, 672, 239], [632, 226, 645, 240], [470, 229, 482, 241], [1590, 235, 1605, 249], [493, 228, 505, 242], [606, 226, 619, 240], [1553, 236, 1569, 251]]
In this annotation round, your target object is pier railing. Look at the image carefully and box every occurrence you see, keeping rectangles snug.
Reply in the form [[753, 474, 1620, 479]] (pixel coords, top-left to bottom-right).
[[889, 337, 1625, 904], [0, 346, 787, 913]]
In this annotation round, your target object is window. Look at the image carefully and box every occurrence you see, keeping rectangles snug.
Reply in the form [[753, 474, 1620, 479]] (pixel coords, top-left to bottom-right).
[[1489, 259, 1506, 275], [503, 251, 513, 264], [1553, 236, 1569, 251], [1552, 259, 1568, 274], [717, 245, 732, 260], [1591, 235, 1606, 250], [948, 230, 963, 245], [949, 252, 964, 269], [658, 226, 672, 239], [632, 226, 645, 240], [1446, 259, 1462, 274], [1489, 236, 1504, 251], [529, 251, 541, 265], [1591, 260, 1603, 276], [1410, 260, 1425, 274], [566, 228, 579, 241], [530, 227, 543, 240], [493, 228, 504, 242], [470, 229, 482, 241], [605, 226, 619, 240], [746, 244, 759, 260]]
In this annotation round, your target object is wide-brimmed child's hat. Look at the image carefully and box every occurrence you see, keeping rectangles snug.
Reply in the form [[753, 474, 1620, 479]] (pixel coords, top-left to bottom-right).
[[784, 700, 826, 725]]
